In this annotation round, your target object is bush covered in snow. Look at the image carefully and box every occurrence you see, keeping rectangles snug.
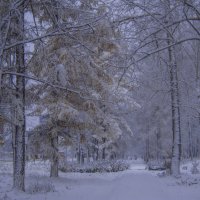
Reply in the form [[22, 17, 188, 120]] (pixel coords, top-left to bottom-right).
[[191, 161, 200, 174], [147, 160, 166, 171], [59, 160, 130, 173], [27, 179, 55, 194], [0, 194, 11, 200], [176, 176, 200, 186]]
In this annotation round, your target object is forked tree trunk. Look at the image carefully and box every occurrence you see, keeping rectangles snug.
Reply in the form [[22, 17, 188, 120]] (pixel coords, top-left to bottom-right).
[[13, 3, 26, 191]]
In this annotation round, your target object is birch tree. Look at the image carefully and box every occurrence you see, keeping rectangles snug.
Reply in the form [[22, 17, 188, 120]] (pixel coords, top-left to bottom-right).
[[117, 0, 200, 176]]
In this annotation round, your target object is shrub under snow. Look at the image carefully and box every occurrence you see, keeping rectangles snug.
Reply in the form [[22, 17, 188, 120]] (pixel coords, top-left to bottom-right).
[[27, 179, 55, 194], [191, 161, 200, 174], [59, 160, 130, 173]]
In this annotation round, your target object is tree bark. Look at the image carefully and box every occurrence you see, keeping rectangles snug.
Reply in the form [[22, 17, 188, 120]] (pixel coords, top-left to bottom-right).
[[187, 118, 193, 159], [13, 3, 26, 191], [102, 137, 106, 160], [168, 44, 181, 176], [50, 135, 59, 177], [144, 123, 150, 163]]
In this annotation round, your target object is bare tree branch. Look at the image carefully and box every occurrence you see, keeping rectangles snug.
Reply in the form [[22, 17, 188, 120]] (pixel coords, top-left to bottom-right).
[[136, 37, 200, 63]]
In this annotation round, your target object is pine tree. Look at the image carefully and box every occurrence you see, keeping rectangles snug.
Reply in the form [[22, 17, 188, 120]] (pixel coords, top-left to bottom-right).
[[27, 0, 128, 176]]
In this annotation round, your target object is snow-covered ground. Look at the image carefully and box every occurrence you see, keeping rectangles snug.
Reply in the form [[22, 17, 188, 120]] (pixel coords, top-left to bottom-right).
[[0, 159, 200, 200]]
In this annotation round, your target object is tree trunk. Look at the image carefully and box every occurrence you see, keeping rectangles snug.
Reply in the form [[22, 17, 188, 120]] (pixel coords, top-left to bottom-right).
[[168, 44, 181, 176], [13, 3, 26, 191], [50, 135, 58, 177], [81, 149, 84, 165], [144, 124, 150, 163], [102, 138, 106, 160], [77, 134, 81, 164], [187, 118, 193, 159], [87, 147, 90, 163], [96, 139, 99, 161], [77, 147, 81, 164]]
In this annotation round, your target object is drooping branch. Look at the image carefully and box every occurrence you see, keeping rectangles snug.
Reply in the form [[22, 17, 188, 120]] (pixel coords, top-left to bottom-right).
[[2, 71, 80, 94], [3, 14, 106, 51], [2, 71, 114, 104]]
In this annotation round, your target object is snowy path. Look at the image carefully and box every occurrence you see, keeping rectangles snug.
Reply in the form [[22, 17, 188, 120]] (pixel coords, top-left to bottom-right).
[[49, 171, 200, 200], [1, 162, 200, 200]]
